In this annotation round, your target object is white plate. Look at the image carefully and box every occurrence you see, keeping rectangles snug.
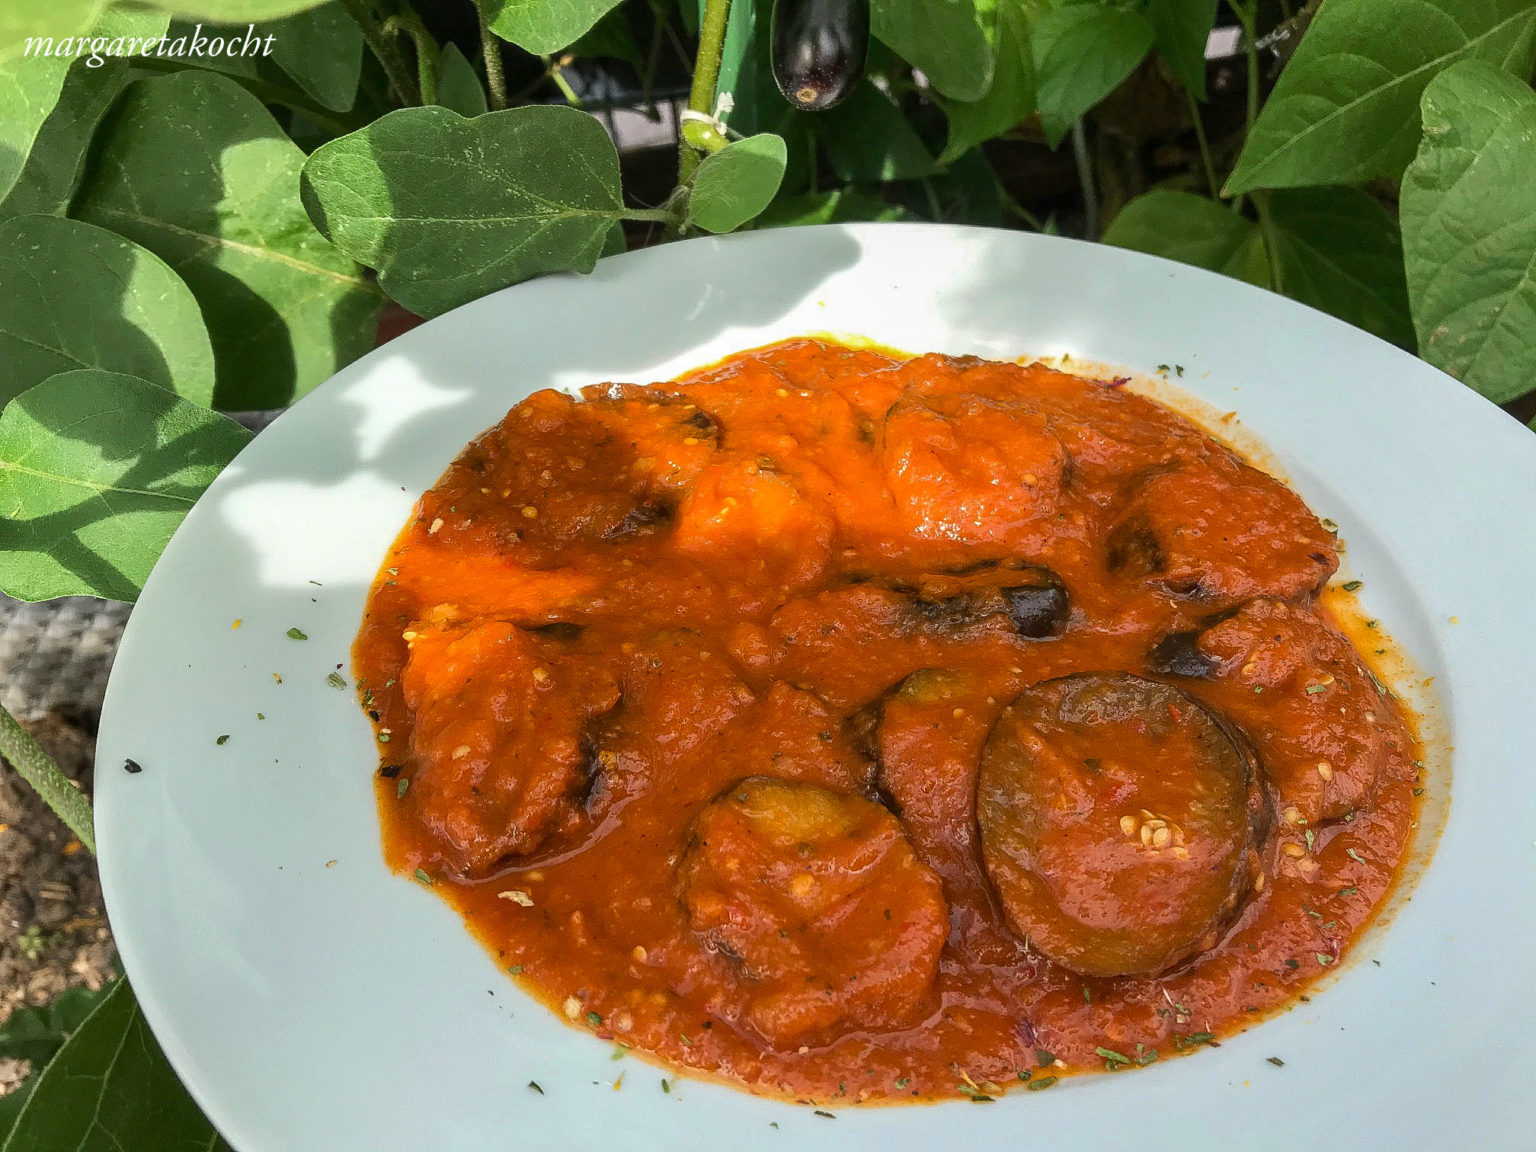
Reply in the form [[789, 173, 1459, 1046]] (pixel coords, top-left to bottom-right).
[[96, 223, 1536, 1152]]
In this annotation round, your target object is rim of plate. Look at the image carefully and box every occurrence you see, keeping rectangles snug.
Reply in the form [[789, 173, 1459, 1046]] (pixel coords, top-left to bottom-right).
[[95, 223, 1536, 1152]]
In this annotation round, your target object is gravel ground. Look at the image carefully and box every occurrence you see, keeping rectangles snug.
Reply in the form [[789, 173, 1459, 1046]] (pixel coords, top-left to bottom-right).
[[0, 713, 116, 1093]]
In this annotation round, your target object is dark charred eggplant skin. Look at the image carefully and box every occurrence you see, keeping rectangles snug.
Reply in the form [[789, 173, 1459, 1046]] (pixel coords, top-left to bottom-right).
[[1147, 630, 1218, 679], [771, 0, 869, 111], [1146, 604, 1246, 678], [1000, 577, 1069, 639]]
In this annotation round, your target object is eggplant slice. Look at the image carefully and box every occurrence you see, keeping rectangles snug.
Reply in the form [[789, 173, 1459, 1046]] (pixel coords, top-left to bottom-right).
[[679, 777, 947, 1046], [977, 673, 1268, 977]]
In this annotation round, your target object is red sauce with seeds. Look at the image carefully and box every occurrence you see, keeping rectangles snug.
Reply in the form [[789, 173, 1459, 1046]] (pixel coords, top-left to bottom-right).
[[354, 339, 1422, 1103]]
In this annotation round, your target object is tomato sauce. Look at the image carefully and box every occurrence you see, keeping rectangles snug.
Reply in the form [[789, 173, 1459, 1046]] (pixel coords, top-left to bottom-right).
[[353, 339, 1422, 1103]]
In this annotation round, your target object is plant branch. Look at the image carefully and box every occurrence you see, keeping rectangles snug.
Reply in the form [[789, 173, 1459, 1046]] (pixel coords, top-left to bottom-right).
[[386, 8, 439, 106], [678, 0, 733, 187], [544, 55, 582, 106], [342, 0, 420, 105], [0, 705, 94, 855], [1254, 191, 1284, 291], [1225, 0, 1260, 213], [622, 207, 680, 223], [1185, 89, 1219, 201], [478, 4, 508, 110], [1071, 119, 1098, 238]]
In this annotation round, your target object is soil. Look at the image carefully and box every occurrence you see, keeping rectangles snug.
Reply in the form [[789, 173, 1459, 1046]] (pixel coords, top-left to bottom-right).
[[0, 713, 116, 1094]]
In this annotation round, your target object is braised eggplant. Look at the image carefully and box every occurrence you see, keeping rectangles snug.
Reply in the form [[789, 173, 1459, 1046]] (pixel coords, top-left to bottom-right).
[[977, 673, 1268, 977]]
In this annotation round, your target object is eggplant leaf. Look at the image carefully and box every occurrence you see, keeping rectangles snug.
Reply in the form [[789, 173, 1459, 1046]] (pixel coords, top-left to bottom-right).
[[479, 0, 626, 55], [435, 42, 488, 117], [688, 133, 787, 233], [1145, 0, 1217, 99], [0, 57, 137, 220], [941, 0, 1036, 165], [1402, 59, 1536, 402], [267, 2, 363, 112], [0, 371, 250, 602], [1104, 188, 1413, 347], [1103, 189, 1270, 285], [1032, 3, 1154, 146], [0, 55, 72, 202], [302, 104, 626, 318], [133, 0, 331, 19], [0, 986, 110, 1067], [0, 216, 215, 408], [0, 978, 232, 1152], [819, 81, 937, 181], [75, 70, 380, 409], [0, 0, 105, 62], [757, 188, 916, 226], [0, 9, 166, 217], [1264, 185, 1414, 350], [1225, 0, 1536, 194], [872, 0, 993, 101]]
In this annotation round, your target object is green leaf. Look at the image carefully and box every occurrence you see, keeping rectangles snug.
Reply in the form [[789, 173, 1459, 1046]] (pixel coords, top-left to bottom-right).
[[435, 42, 488, 117], [757, 188, 917, 227], [1103, 189, 1270, 285], [135, 0, 331, 19], [0, 986, 110, 1067], [600, 218, 626, 257], [268, 2, 363, 112], [872, 0, 993, 101], [571, 4, 643, 65], [0, 1080, 34, 1145], [1402, 59, 1536, 402], [0, 60, 137, 221], [1032, 3, 1154, 145], [0, 5, 166, 220], [818, 81, 938, 181], [0, 53, 73, 203], [1146, 0, 1217, 98], [0, 216, 215, 408], [1104, 188, 1413, 346], [302, 104, 625, 318], [1, 978, 233, 1152], [940, 0, 1036, 165], [0, 0, 107, 62], [75, 70, 380, 409], [703, 0, 757, 120], [1225, 0, 1536, 194], [480, 0, 625, 55], [0, 370, 250, 602], [688, 133, 787, 233], [1264, 186, 1414, 349], [926, 147, 1006, 225]]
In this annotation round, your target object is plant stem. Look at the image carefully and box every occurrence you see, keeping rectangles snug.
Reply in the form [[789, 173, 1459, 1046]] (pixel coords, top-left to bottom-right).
[[386, 9, 439, 106], [1254, 191, 1284, 291], [1071, 119, 1098, 238], [478, 4, 508, 110], [1225, 0, 1260, 213], [0, 705, 94, 855], [678, 0, 733, 187], [1185, 88, 1220, 201], [622, 207, 680, 223], [545, 56, 582, 106], [1225, 0, 1260, 130], [342, 0, 419, 105]]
